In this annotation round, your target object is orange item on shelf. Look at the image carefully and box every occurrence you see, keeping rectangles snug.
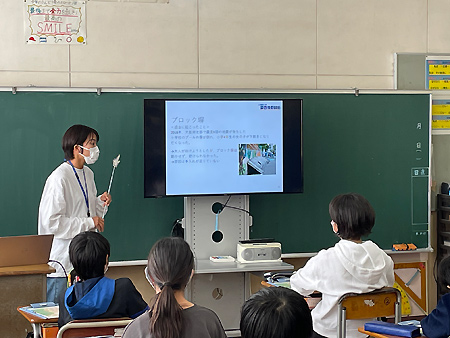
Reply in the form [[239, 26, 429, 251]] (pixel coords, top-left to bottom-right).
[[392, 243, 417, 251]]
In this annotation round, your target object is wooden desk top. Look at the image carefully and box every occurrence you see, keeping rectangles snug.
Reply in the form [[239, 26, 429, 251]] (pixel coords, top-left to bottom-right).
[[260, 280, 321, 309], [0, 264, 55, 277], [17, 306, 58, 325]]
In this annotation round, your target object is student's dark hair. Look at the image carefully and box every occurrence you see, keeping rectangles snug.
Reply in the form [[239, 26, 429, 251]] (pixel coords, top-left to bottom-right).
[[438, 256, 450, 290], [62, 124, 99, 160], [240, 287, 313, 338], [329, 193, 375, 240], [147, 237, 194, 338], [69, 231, 110, 281]]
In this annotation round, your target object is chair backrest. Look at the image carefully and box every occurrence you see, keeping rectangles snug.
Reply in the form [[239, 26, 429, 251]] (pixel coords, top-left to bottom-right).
[[56, 318, 132, 338], [337, 287, 401, 338]]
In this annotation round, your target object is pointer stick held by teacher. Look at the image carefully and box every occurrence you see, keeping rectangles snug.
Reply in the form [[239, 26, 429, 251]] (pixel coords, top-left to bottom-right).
[[102, 154, 120, 219]]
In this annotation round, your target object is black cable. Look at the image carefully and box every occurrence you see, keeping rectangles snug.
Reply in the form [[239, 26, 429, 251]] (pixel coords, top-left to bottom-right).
[[222, 195, 232, 209], [221, 204, 253, 217], [217, 195, 253, 217], [48, 259, 68, 281]]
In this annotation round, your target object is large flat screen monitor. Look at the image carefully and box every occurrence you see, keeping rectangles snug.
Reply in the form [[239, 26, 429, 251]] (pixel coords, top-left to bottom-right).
[[144, 98, 303, 197]]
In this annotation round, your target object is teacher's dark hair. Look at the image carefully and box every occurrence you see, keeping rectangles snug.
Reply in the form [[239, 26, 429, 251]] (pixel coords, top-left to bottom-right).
[[240, 287, 313, 338], [329, 193, 375, 240], [147, 237, 194, 338], [62, 124, 99, 160], [69, 231, 110, 281]]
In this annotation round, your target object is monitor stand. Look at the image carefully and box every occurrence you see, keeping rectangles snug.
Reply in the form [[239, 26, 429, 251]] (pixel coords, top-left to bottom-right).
[[184, 195, 250, 334], [183, 194, 292, 336], [184, 195, 251, 259]]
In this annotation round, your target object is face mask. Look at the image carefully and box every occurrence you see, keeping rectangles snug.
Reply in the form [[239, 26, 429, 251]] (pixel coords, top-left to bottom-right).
[[79, 145, 100, 164], [144, 267, 155, 289]]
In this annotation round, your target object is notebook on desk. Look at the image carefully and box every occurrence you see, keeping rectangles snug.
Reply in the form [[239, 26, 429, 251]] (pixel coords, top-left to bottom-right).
[[0, 234, 53, 268]]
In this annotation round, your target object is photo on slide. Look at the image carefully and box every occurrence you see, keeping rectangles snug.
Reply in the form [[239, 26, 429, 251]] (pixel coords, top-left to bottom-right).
[[239, 144, 276, 175]]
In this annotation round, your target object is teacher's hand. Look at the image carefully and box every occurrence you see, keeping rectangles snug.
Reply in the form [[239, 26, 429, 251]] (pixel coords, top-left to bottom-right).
[[92, 216, 104, 232], [100, 192, 112, 206]]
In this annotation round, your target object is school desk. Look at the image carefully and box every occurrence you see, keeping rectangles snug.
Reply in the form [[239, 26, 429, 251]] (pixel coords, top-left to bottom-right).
[[17, 306, 58, 338], [260, 280, 321, 309], [0, 264, 55, 338], [358, 327, 427, 338]]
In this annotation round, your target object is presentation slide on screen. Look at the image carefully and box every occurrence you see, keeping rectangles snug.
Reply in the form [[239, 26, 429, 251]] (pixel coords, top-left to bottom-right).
[[165, 100, 284, 195]]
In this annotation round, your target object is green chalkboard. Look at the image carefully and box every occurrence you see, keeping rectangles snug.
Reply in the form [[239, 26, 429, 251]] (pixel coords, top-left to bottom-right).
[[250, 93, 430, 253], [0, 91, 430, 259]]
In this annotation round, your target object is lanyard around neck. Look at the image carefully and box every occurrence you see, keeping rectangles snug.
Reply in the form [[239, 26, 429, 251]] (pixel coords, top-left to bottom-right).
[[67, 160, 90, 217]]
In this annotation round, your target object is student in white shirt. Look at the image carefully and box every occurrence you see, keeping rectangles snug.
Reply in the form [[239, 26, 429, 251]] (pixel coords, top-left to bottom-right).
[[38, 124, 111, 304], [290, 193, 394, 338]]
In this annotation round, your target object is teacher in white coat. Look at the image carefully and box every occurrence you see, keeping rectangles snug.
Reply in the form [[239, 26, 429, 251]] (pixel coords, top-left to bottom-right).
[[38, 124, 112, 303]]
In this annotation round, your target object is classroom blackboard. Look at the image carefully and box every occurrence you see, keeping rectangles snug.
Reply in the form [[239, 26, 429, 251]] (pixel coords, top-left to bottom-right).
[[0, 91, 430, 259]]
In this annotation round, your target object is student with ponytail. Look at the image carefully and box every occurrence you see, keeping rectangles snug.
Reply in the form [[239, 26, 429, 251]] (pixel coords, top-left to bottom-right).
[[122, 237, 226, 338]]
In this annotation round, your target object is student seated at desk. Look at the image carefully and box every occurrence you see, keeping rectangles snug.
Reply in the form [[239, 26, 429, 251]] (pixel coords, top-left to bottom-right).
[[240, 287, 313, 338], [290, 193, 395, 338], [58, 231, 149, 327], [122, 237, 226, 338], [421, 255, 450, 338]]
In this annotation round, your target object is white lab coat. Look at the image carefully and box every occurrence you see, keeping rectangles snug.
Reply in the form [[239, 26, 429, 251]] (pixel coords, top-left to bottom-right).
[[290, 239, 394, 338], [38, 162, 106, 277]]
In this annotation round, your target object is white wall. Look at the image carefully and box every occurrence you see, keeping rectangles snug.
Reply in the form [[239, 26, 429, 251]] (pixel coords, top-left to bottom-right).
[[2, 0, 448, 89]]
